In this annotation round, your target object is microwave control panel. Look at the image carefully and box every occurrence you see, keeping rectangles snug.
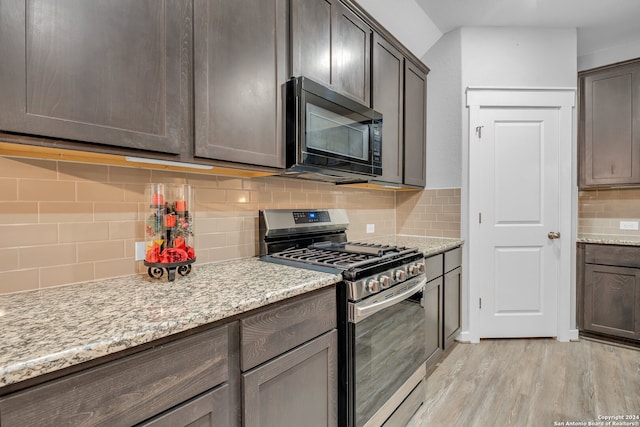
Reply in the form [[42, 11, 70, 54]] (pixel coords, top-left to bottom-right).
[[372, 124, 382, 166]]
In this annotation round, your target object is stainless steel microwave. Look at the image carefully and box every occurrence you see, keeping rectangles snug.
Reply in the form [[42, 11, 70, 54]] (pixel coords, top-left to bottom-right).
[[283, 76, 382, 183]]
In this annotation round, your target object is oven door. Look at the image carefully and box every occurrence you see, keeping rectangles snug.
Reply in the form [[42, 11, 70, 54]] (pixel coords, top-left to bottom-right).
[[347, 275, 427, 427]]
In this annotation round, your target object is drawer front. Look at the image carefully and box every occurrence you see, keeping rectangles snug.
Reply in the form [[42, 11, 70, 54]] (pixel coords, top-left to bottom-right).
[[0, 325, 229, 427], [241, 287, 337, 371], [584, 244, 640, 268], [139, 383, 230, 427], [444, 247, 462, 273], [425, 254, 443, 281]]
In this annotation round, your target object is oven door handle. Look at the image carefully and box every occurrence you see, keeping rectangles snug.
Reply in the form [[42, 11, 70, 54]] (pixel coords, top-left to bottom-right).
[[349, 276, 426, 324]]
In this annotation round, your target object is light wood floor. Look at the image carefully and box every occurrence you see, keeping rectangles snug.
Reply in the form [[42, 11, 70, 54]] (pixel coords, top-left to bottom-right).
[[407, 338, 640, 426]]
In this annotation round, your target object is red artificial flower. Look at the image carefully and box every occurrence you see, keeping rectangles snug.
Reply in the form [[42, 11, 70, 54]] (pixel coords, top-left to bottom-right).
[[145, 243, 161, 263]]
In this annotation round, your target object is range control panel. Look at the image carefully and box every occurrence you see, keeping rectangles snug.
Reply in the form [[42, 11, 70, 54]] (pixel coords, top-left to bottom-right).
[[293, 210, 331, 224]]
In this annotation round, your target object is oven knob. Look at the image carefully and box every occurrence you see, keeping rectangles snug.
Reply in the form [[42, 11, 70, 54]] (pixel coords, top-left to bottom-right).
[[416, 262, 425, 273], [394, 270, 406, 281], [378, 275, 390, 289], [409, 264, 418, 275], [366, 279, 380, 293]]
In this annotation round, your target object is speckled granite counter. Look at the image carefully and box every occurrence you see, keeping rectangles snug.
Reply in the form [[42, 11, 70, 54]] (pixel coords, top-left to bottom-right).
[[364, 235, 464, 257], [0, 258, 341, 389], [577, 236, 640, 246], [0, 235, 462, 390]]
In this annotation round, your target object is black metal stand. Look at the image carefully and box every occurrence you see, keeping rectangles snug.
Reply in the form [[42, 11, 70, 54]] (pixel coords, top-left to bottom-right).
[[144, 258, 196, 282]]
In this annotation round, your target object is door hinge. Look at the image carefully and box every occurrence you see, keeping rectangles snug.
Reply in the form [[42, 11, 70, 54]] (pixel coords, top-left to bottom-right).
[[478, 212, 482, 224], [479, 298, 482, 309], [475, 125, 484, 139]]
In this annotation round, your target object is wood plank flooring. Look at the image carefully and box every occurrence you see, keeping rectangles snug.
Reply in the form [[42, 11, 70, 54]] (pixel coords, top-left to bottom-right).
[[407, 338, 640, 427]]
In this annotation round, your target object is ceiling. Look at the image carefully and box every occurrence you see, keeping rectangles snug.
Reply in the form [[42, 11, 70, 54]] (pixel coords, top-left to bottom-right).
[[414, 0, 640, 56]]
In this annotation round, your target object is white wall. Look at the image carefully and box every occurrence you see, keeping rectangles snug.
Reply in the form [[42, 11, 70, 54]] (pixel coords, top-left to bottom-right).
[[460, 27, 577, 87], [356, 0, 442, 58], [578, 37, 640, 71], [422, 30, 462, 189]]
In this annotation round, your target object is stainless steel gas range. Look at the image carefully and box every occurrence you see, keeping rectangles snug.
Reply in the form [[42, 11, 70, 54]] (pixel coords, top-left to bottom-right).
[[260, 209, 428, 427]]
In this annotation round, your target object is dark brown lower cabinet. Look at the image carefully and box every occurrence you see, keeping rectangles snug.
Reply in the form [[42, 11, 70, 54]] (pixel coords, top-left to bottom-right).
[[423, 248, 461, 371], [0, 325, 234, 427], [240, 287, 338, 427], [580, 243, 640, 343], [424, 273, 443, 370], [443, 248, 462, 349], [242, 330, 337, 427], [443, 267, 461, 349]]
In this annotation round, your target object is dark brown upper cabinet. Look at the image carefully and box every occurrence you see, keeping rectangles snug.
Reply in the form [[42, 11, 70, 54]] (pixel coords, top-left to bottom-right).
[[371, 34, 428, 188], [291, 0, 371, 106], [403, 60, 428, 188], [579, 59, 640, 188], [372, 34, 404, 185], [0, 0, 192, 155], [193, 0, 287, 168]]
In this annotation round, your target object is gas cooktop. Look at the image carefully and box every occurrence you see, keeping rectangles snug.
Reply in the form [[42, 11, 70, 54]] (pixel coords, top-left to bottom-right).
[[269, 241, 420, 270]]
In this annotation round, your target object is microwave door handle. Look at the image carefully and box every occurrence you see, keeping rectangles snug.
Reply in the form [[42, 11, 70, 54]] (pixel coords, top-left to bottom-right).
[[349, 277, 426, 324]]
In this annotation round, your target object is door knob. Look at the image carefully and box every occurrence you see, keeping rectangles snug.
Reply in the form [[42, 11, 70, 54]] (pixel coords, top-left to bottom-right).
[[548, 231, 561, 240]]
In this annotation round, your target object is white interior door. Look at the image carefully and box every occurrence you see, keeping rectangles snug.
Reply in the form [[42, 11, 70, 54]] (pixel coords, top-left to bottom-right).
[[474, 107, 560, 338], [465, 88, 576, 343]]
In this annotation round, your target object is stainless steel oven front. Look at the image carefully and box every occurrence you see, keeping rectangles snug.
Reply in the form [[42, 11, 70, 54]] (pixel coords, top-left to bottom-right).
[[342, 274, 427, 427]]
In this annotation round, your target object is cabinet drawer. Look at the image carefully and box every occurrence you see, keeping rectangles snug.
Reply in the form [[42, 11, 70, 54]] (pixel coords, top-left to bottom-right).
[[425, 254, 443, 281], [585, 244, 640, 268], [0, 325, 229, 427], [240, 287, 336, 371], [139, 384, 230, 427], [444, 247, 462, 273]]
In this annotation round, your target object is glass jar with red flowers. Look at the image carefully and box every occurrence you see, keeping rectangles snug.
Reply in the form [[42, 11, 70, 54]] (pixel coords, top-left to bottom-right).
[[144, 183, 195, 281]]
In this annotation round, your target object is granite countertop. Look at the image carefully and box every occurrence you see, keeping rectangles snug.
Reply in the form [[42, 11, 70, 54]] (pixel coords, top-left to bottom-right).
[[0, 234, 463, 390], [0, 258, 341, 389], [363, 235, 464, 257], [577, 236, 640, 246]]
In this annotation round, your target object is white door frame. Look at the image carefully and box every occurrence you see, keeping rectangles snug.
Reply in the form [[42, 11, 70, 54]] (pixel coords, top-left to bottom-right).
[[463, 87, 578, 343]]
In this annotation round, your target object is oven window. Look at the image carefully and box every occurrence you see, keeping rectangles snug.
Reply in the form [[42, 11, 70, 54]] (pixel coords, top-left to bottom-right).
[[353, 290, 426, 427], [306, 103, 369, 160]]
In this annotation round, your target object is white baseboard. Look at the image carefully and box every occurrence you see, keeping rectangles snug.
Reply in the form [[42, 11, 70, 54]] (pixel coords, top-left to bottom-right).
[[568, 329, 579, 341], [456, 331, 478, 344]]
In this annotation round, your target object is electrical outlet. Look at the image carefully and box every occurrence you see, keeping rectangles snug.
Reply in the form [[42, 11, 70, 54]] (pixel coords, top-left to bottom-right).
[[620, 221, 639, 230], [135, 241, 146, 261], [366, 224, 375, 234]]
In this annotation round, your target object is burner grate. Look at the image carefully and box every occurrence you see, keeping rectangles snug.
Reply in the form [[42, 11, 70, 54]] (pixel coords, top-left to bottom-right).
[[270, 242, 419, 271]]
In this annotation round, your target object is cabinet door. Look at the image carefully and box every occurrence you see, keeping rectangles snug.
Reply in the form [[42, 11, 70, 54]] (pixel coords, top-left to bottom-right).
[[0, 0, 191, 154], [581, 62, 640, 187], [403, 60, 427, 187], [424, 277, 443, 368], [243, 330, 337, 427], [372, 33, 404, 184], [291, 0, 333, 87], [443, 267, 461, 349], [584, 264, 640, 340], [291, 0, 371, 105], [140, 384, 230, 427], [193, 0, 287, 168], [332, 1, 371, 105]]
